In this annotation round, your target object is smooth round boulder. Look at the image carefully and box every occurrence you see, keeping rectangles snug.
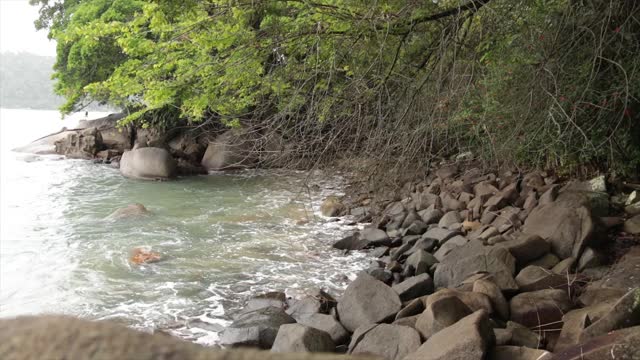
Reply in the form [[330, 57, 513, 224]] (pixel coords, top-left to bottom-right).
[[120, 147, 177, 180], [271, 324, 335, 353]]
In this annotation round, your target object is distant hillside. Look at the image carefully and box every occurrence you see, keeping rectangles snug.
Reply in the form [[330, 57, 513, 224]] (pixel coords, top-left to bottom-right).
[[0, 52, 63, 109]]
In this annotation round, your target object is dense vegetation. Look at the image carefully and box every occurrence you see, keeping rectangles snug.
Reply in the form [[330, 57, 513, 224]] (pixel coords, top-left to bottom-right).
[[31, 0, 640, 176], [0, 53, 63, 109]]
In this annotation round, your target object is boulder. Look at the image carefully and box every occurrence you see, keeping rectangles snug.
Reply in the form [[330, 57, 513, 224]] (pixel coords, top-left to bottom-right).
[[523, 197, 596, 259], [434, 241, 518, 291], [220, 306, 295, 349], [119, 147, 177, 180], [405, 310, 495, 360], [55, 127, 103, 159], [405, 250, 438, 276], [490, 346, 551, 360], [473, 279, 509, 320], [419, 208, 444, 224], [415, 295, 472, 339], [243, 292, 287, 313], [579, 288, 640, 341], [349, 324, 421, 360], [424, 288, 494, 315], [77, 113, 132, 152], [392, 273, 434, 301], [320, 196, 345, 217], [554, 299, 616, 352], [579, 246, 640, 305], [13, 128, 76, 155], [360, 228, 391, 247], [271, 324, 335, 353], [515, 265, 567, 292], [422, 228, 460, 245], [336, 272, 402, 332], [433, 235, 468, 261], [527, 253, 560, 270], [550, 326, 640, 360], [201, 130, 257, 170], [286, 296, 322, 321], [106, 203, 150, 220], [510, 289, 572, 329], [624, 214, 640, 234], [395, 298, 425, 320], [167, 131, 205, 163], [297, 313, 349, 345], [333, 234, 368, 251], [499, 234, 550, 266], [505, 321, 543, 348], [438, 211, 462, 228]]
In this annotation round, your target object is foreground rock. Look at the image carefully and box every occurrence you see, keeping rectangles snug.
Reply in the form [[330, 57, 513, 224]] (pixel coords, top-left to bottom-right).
[[271, 324, 335, 353], [120, 147, 177, 180], [106, 203, 150, 220], [220, 307, 295, 349], [550, 325, 640, 360], [0, 315, 371, 360], [297, 314, 349, 345], [348, 324, 421, 360], [405, 310, 495, 360], [336, 273, 402, 332]]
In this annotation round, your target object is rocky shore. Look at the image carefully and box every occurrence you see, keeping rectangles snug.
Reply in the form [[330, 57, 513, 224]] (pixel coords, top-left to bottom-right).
[[218, 164, 640, 360]]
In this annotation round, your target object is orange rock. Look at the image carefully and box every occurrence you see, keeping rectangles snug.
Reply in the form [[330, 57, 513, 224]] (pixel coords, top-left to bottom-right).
[[130, 248, 161, 265]]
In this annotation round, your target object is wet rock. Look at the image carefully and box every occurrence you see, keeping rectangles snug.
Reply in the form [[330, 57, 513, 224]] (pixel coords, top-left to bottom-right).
[[271, 324, 335, 353], [120, 147, 177, 180], [297, 313, 349, 345], [405, 310, 495, 360], [220, 306, 295, 349], [392, 273, 434, 301], [490, 346, 551, 360], [332, 234, 368, 250], [129, 247, 161, 265], [349, 324, 421, 360], [336, 272, 402, 332], [320, 196, 345, 217], [510, 289, 572, 329], [415, 295, 472, 340], [244, 292, 287, 313], [106, 203, 150, 220], [434, 241, 517, 291], [286, 296, 322, 321], [515, 265, 567, 292], [360, 227, 391, 247]]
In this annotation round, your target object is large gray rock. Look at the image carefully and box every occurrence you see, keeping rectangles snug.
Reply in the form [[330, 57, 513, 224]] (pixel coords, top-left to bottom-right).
[[515, 265, 567, 292], [106, 203, 150, 220], [550, 325, 640, 360], [336, 272, 402, 332], [349, 324, 421, 360], [220, 306, 295, 349], [55, 127, 103, 159], [297, 313, 349, 345], [77, 113, 131, 152], [523, 195, 596, 259], [405, 310, 495, 360], [120, 147, 177, 180], [499, 234, 550, 266], [405, 250, 438, 276], [433, 235, 468, 261], [580, 288, 640, 341], [510, 289, 572, 329], [271, 324, 335, 353], [13, 128, 76, 155], [201, 130, 257, 171], [415, 295, 472, 340], [473, 279, 509, 320], [392, 273, 434, 301], [434, 241, 517, 291]]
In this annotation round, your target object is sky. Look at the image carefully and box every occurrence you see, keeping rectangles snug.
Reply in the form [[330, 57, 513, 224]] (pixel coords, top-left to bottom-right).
[[0, 0, 57, 56]]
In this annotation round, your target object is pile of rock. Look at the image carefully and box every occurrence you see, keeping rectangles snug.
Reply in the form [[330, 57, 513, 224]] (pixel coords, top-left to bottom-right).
[[222, 166, 640, 359]]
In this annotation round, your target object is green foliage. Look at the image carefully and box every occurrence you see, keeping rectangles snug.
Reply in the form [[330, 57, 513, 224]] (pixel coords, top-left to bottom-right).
[[33, 0, 640, 175]]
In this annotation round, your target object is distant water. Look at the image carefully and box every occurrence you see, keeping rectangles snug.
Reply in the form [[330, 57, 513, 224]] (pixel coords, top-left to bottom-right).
[[0, 108, 367, 344]]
